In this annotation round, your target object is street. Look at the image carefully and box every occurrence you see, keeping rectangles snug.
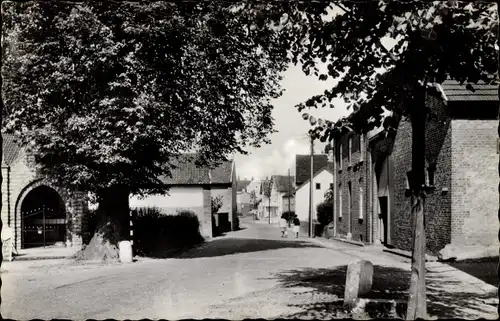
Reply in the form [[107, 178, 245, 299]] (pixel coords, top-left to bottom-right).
[[1, 217, 497, 320]]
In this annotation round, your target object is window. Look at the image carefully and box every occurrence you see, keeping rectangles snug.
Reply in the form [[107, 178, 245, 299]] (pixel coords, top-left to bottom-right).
[[339, 184, 343, 218], [316, 183, 321, 190], [339, 143, 343, 170], [348, 181, 352, 219], [359, 134, 364, 162], [329, 183, 334, 190], [427, 165, 436, 187], [348, 137, 352, 166]]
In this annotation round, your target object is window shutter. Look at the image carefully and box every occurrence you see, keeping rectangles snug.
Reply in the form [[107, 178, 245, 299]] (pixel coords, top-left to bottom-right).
[[360, 134, 364, 162], [359, 187, 363, 219], [339, 185, 343, 218], [339, 143, 343, 170]]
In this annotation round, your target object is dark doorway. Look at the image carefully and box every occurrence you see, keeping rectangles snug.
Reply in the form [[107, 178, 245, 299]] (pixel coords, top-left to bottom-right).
[[218, 213, 230, 233], [348, 182, 352, 234], [378, 196, 389, 244], [21, 185, 66, 249]]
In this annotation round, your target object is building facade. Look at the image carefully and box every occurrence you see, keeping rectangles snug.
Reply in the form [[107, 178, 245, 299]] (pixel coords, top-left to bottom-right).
[[295, 166, 333, 224], [1, 134, 88, 252], [333, 80, 499, 256], [129, 154, 237, 237]]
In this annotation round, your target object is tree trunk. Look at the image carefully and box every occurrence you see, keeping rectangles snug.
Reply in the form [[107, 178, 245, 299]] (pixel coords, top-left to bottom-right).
[[76, 185, 130, 261], [95, 186, 131, 243], [406, 89, 428, 320], [496, 2, 500, 316]]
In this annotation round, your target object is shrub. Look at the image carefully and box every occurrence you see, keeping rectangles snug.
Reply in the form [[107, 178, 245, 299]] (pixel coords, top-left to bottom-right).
[[316, 201, 333, 226], [234, 216, 240, 230], [132, 207, 204, 258], [281, 211, 297, 222]]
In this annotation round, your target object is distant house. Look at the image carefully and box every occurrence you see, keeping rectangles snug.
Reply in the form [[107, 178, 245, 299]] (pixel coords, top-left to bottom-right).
[[257, 179, 276, 221], [236, 179, 251, 192], [236, 191, 251, 216], [257, 175, 295, 221], [295, 154, 329, 188], [246, 179, 261, 210], [295, 163, 334, 224], [270, 175, 295, 215], [129, 154, 237, 238], [1, 134, 89, 252]]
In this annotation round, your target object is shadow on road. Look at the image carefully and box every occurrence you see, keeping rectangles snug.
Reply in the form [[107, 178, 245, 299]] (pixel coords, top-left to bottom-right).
[[172, 238, 322, 259], [271, 264, 497, 319]]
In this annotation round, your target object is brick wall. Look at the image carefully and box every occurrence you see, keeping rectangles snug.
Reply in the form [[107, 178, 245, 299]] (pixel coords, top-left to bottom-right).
[[391, 94, 452, 254], [450, 119, 499, 247], [202, 186, 213, 238], [5, 151, 87, 250], [1, 166, 10, 229], [335, 132, 369, 242]]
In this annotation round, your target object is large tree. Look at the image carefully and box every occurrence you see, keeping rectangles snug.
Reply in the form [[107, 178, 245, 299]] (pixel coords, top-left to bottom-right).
[[281, 1, 497, 319], [1, 2, 293, 253]]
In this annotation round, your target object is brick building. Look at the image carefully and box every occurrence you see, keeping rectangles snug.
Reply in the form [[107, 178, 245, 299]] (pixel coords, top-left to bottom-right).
[[1, 134, 88, 252], [333, 80, 499, 255]]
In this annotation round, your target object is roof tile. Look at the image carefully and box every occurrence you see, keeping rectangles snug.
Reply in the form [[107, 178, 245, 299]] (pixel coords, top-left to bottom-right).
[[159, 153, 233, 185], [2, 134, 22, 166], [295, 154, 328, 186]]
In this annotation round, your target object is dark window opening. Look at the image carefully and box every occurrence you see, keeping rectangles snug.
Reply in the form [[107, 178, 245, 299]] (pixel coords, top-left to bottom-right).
[[427, 165, 436, 187], [316, 183, 321, 190]]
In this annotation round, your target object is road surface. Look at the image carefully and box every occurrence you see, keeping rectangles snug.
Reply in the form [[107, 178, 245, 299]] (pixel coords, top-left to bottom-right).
[[3, 217, 491, 320]]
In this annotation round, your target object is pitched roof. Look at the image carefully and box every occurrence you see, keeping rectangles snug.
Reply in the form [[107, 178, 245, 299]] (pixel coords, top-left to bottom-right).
[[2, 134, 22, 166], [326, 161, 334, 172], [271, 175, 295, 193], [439, 79, 498, 102], [295, 165, 333, 192], [211, 160, 233, 184], [159, 153, 233, 185], [236, 180, 251, 192], [260, 180, 272, 197], [295, 154, 329, 186]]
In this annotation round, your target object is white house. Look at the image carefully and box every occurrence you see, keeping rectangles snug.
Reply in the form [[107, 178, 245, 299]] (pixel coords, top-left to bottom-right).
[[295, 164, 334, 224], [257, 179, 279, 222], [129, 153, 237, 238]]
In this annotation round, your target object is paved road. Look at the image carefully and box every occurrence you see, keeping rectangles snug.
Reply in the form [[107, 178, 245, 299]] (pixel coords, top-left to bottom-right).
[[1, 217, 496, 319]]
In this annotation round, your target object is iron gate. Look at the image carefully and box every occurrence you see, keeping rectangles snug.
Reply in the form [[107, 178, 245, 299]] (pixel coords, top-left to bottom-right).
[[22, 205, 66, 248]]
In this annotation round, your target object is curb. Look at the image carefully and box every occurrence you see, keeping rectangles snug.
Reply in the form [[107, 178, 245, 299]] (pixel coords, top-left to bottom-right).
[[13, 255, 74, 261], [331, 237, 365, 247], [383, 248, 438, 262], [313, 236, 365, 247]]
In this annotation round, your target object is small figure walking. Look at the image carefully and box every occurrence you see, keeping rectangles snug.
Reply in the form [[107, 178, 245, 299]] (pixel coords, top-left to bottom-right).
[[279, 217, 288, 238], [293, 217, 300, 238]]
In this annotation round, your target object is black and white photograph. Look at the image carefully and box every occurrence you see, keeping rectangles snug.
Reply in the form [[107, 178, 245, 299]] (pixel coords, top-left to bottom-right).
[[0, 1, 499, 319]]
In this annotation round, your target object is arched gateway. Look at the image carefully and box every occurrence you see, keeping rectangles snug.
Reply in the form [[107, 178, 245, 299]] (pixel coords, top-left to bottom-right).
[[20, 185, 67, 248]]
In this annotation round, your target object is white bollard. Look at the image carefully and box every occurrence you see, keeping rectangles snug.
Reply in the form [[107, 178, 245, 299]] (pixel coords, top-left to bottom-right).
[[119, 240, 133, 263]]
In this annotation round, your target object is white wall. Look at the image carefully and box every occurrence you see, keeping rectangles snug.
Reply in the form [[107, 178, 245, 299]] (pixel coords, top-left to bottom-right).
[[129, 186, 204, 209], [237, 191, 250, 204], [295, 169, 333, 224], [211, 187, 232, 214]]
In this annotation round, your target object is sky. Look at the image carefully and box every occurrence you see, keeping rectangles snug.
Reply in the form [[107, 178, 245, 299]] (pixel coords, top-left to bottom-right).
[[233, 3, 401, 181], [234, 64, 351, 181]]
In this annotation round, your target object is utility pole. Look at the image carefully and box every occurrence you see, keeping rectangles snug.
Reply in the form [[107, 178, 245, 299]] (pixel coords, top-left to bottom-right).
[[309, 134, 314, 238], [288, 168, 292, 227], [42, 205, 46, 248], [332, 138, 337, 237], [268, 177, 272, 225]]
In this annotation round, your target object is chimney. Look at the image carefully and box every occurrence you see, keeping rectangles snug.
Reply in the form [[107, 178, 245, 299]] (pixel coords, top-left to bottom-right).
[[327, 147, 334, 162]]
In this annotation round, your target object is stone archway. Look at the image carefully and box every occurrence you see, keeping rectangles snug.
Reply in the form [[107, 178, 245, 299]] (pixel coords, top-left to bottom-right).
[[19, 184, 67, 249]]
